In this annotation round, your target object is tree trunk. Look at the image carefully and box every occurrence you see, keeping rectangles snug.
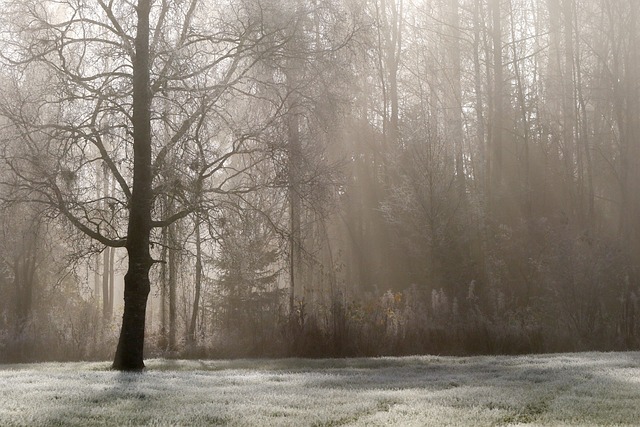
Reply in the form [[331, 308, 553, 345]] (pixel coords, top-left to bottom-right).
[[508, 0, 531, 216], [94, 163, 103, 307], [160, 224, 168, 348], [573, 2, 594, 225], [102, 247, 111, 320], [14, 224, 38, 332], [112, 0, 152, 371], [108, 244, 115, 319], [168, 221, 178, 351], [473, 0, 486, 189], [188, 218, 202, 345], [446, 0, 465, 197], [94, 255, 101, 308], [561, 0, 577, 215], [102, 164, 116, 320], [386, 0, 401, 146], [490, 0, 503, 198], [287, 69, 302, 314]]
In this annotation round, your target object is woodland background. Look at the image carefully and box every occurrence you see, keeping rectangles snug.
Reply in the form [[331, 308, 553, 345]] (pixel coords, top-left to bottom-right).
[[0, 0, 639, 362]]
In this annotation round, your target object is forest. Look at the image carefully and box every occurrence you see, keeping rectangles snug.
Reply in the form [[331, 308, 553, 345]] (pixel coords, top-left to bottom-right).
[[0, 0, 639, 369]]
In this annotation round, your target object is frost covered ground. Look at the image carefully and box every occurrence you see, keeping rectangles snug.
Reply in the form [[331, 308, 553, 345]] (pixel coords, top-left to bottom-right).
[[1, 352, 640, 426]]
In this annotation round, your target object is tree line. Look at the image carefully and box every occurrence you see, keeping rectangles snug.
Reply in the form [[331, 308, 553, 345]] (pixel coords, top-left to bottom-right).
[[0, 0, 639, 369]]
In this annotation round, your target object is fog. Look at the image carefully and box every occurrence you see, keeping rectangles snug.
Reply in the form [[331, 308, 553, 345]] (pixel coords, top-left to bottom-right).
[[0, 0, 638, 366]]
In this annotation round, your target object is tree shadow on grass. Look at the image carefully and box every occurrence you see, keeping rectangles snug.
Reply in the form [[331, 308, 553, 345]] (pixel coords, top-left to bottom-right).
[[23, 352, 640, 426], [41, 371, 154, 427]]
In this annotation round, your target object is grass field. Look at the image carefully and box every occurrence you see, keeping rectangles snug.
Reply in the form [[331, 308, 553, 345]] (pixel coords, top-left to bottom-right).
[[1, 352, 639, 426]]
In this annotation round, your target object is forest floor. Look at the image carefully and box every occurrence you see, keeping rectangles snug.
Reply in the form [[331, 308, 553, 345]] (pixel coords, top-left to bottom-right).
[[1, 352, 639, 426]]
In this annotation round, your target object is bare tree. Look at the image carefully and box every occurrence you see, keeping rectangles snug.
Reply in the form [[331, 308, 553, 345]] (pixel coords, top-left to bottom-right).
[[0, 0, 284, 369]]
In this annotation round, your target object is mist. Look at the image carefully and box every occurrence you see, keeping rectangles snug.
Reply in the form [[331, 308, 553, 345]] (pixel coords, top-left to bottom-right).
[[0, 0, 638, 365]]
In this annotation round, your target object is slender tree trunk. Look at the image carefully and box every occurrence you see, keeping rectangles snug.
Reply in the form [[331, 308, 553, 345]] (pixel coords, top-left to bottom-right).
[[168, 221, 178, 351], [508, 0, 531, 216], [287, 71, 302, 314], [94, 255, 101, 307], [108, 243, 115, 319], [386, 0, 401, 146], [374, 0, 389, 143], [573, 3, 594, 224], [188, 218, 202, 345], [446, 0, 465, 196], [14, 220, 38, 331], [160, 224, 168, 348], [490, 0, 503, 200], [94, 165, 103, 307], [473, 0, 486, 189], [472, 0, 490, 287], [562, 0, 577, 214], [102, 165, 111, 320], [112, 0, 153, 371], [102, 247, 111, 320]]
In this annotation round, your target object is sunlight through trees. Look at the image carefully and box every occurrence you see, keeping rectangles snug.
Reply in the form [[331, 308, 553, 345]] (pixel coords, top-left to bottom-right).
[[0, 0, 639, 365]]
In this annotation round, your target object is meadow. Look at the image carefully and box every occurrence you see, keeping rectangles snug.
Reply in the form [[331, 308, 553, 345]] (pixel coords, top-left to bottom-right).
[[1, 352, 639, 426]]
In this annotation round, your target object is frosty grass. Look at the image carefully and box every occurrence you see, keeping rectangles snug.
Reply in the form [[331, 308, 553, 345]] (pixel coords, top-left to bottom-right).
[[1, 352, 639, 426]]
